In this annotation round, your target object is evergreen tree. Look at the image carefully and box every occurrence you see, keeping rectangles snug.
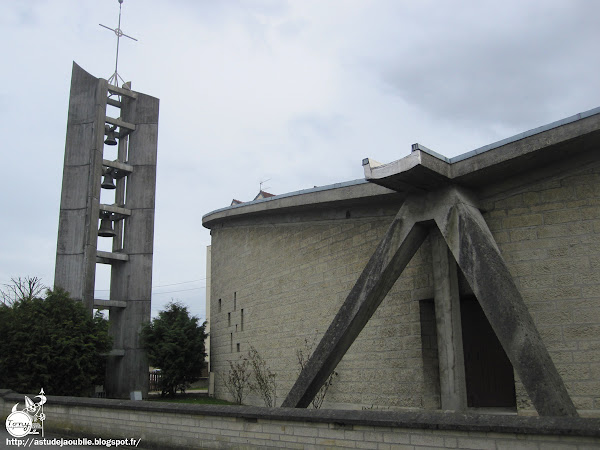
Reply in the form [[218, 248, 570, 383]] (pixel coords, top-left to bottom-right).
[[0, 288, 111, 396], [140, 301, 207, 397]]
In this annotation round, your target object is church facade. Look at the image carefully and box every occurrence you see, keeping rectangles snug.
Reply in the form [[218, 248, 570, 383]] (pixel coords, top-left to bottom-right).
[[203, 107, 600, 416]]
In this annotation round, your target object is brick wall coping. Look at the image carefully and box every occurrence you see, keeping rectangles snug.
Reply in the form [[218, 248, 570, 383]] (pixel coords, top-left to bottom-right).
[[2, 390, 599, 438]]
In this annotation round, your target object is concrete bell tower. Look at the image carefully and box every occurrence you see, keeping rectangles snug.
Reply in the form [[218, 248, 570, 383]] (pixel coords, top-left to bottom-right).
[[54, 62, 159, 399]]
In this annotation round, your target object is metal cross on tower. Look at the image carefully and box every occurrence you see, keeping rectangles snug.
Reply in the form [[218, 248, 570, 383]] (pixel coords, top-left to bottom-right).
[[100, 0, 137, 87]]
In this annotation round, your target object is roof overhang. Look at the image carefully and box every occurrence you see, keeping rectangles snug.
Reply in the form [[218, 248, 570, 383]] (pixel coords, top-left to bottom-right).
[[363, 106, 600, 192], [202, 180, 401, 229], [203, 107, 600, 229]]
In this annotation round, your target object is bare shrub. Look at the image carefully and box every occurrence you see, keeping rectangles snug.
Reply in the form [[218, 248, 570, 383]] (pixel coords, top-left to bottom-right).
[[296, 333, 338, 409], [220, 357, 251, 404], [1, 276, 46, 306], [248, 346, 277, 407]]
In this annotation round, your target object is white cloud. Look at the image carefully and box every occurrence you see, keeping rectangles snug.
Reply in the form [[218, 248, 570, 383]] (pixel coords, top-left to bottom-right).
[[1, 0, 599, 320]]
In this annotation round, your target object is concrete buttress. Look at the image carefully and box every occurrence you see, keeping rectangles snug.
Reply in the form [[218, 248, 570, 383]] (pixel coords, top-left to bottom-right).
[[282, 186, 578, 417]]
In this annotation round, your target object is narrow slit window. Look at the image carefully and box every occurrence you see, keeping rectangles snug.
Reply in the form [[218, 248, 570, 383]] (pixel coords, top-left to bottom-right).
[[228, 312, 231, 327], [241, 309, 244, 331]]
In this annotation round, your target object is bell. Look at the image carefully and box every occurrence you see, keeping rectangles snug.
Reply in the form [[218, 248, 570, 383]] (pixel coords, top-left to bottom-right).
[[101, 170, 116, 190], [98, 215, 116, 238], [104, 126, 118, 146]]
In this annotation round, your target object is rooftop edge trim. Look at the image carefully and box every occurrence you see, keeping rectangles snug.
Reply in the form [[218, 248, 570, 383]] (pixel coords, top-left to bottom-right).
[[425, 105, 600, 164], [202, 178, 371, 220], [204, 105, 600, 223]]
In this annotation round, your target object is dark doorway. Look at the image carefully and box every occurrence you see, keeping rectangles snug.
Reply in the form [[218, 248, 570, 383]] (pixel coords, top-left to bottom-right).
[[460, 296, 516, 408]]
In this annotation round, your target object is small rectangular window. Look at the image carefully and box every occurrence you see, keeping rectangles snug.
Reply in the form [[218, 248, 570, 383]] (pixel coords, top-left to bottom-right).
[[234, 292, 237, 311], [218, 299, 222, 313], [230, 333, 233, 352], [241, 309, 244, 331], [236, 343, 240, 352], [228, 312, 231, 327]]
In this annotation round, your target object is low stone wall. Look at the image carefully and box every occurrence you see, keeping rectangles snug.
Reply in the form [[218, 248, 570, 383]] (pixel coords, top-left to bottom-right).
[[2, 390, 599, 449]]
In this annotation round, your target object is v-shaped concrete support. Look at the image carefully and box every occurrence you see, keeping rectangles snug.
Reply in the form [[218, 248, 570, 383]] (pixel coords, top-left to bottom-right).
[[281, 187, 577, 417]]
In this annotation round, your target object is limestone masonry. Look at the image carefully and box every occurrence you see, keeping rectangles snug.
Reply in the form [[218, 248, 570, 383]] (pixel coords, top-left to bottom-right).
[[203, 107, 600, 417]]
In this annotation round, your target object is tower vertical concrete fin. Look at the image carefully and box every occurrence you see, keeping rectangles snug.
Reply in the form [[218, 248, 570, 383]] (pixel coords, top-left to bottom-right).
[[55, 63, 108, 312], [105, 91, 159, 399]]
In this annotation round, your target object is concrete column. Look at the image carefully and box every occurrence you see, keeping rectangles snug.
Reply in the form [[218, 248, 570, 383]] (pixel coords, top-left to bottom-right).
[[430, 229, 467, 411], [434, 196, 578, 417]]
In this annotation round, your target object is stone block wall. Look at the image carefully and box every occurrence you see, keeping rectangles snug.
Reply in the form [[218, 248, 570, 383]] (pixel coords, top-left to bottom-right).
[[480, 160, 600, 415], [209, 157, 600, 415], [210, 207, 437, 409], [2, 391, 599, 449]]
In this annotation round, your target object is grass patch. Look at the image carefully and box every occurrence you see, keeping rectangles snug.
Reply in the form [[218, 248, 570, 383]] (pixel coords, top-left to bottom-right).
[[188, 378, 209, 389]]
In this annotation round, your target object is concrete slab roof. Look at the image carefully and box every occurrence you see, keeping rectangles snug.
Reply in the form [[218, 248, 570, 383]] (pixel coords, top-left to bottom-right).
[[203, 106, 600, 228], [202, 179, 400, 229], [365, 106, 600, 193]]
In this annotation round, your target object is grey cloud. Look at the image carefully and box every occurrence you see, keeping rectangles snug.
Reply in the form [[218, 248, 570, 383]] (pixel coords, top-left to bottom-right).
[[287, 113, 347, 144], [373, 1, 600, 129]]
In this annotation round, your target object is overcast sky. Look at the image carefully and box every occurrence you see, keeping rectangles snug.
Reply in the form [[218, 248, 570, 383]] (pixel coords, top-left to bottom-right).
[[2, 0, 599, 321]]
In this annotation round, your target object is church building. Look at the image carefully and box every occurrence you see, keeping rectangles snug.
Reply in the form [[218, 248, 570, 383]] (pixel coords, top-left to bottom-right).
[[203, 107, 600, 417]]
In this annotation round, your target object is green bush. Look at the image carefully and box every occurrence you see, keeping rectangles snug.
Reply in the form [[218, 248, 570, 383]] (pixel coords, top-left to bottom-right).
[[0, 288, 111, 396], [140, 301, 207, 397]]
